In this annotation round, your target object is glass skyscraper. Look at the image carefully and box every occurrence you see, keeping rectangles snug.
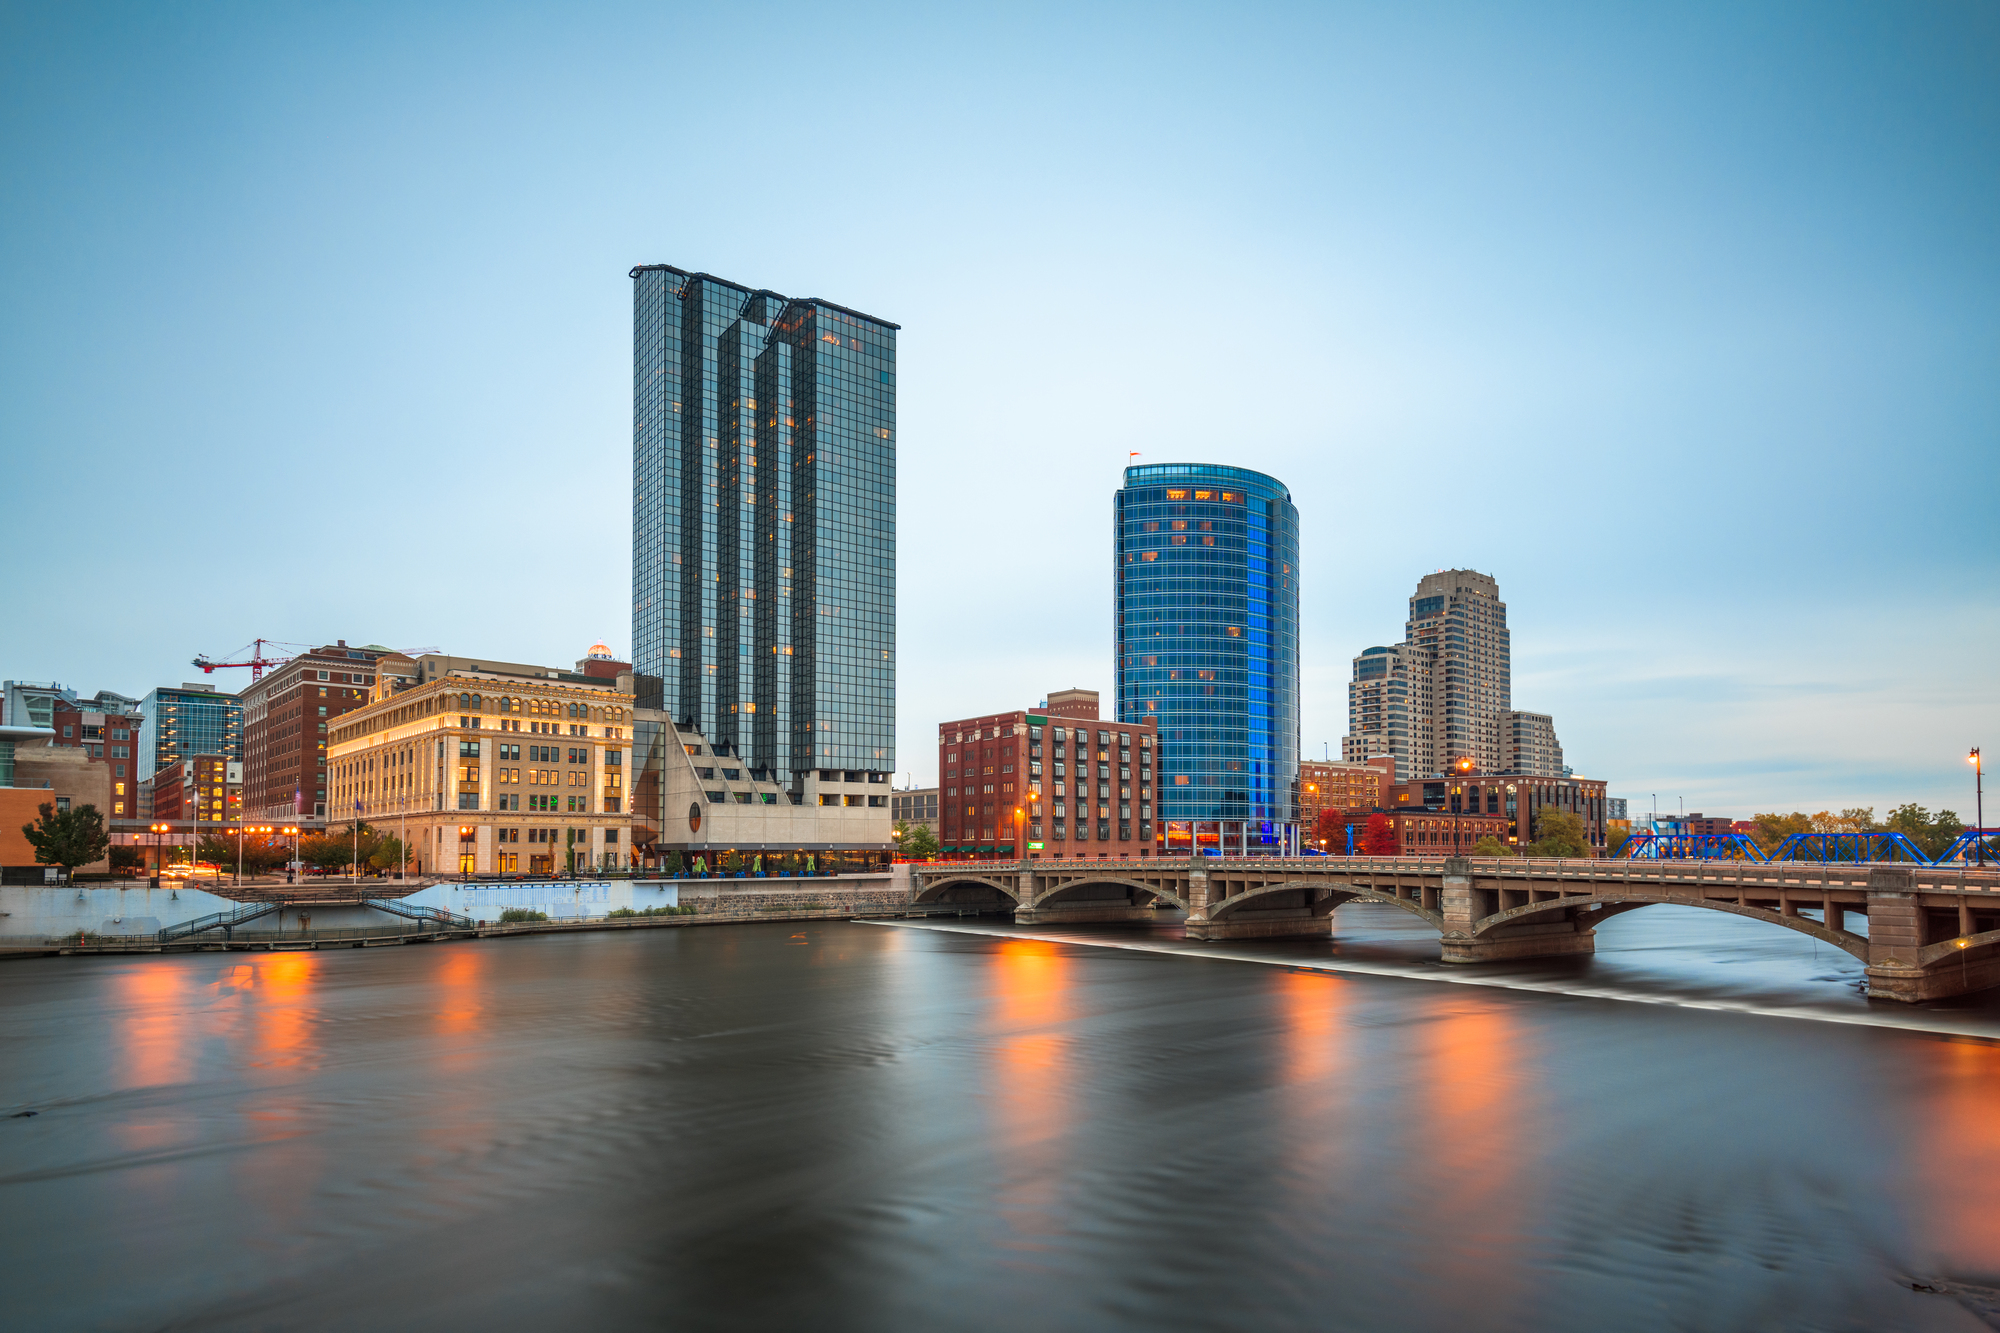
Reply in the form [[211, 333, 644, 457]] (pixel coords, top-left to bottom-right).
[[138, 684, 242, 784], [630, 264, 897, 790], [1114, 463, 1300, 855]]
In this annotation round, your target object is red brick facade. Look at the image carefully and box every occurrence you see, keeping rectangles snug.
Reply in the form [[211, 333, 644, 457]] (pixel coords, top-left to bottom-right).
[[938, 690, 1158, 860]]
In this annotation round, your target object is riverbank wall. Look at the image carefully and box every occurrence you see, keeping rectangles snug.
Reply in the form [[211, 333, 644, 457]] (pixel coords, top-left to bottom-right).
[[0, 867, 924, 953]]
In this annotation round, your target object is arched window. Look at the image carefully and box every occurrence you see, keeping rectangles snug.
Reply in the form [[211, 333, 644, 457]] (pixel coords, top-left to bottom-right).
[[459, 692, 471, 709], [471, 695, 482, 711]]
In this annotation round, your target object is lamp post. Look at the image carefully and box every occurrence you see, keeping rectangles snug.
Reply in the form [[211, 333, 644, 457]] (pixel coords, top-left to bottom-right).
[[1973, 747, 1986, 867], [149, 822, 168, 881], [1014, 806, 1024, 864], [283, 826, 299, 883]]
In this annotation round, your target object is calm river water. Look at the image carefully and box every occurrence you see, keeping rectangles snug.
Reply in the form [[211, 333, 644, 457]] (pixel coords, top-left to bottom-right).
[[4, 906, 2000, 1331]]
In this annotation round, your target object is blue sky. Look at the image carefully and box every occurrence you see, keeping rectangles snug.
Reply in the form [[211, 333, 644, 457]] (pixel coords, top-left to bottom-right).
[[3, 2, 1995, 819]]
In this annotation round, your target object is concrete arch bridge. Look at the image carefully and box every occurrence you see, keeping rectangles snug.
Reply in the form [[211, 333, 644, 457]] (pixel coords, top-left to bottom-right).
[[910, 855, 2000, 1003]]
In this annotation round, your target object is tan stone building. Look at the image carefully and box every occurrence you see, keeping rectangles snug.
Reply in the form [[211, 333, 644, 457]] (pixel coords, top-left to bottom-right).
[[326, 650, 636, 876]]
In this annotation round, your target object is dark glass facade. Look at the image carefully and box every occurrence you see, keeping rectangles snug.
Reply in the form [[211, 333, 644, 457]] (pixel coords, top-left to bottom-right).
[[630, 264, 897, 789], [1114, 464, 1300, 855], [138, 686, 242, 785]]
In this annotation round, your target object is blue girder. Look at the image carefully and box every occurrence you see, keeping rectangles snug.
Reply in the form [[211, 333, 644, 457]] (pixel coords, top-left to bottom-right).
[[1618, 833, 1769, 862], [1769, 832, 1932, 863], [1935, 829, 2000, 864]]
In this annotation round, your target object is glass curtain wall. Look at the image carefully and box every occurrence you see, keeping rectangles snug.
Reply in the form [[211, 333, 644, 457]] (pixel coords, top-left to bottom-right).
[[630, 265, 898, 810], [1115, 464, 1300, 856]]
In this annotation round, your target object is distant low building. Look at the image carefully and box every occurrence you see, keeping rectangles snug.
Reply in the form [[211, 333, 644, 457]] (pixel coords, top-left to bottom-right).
[[1606, 797, 1628, 821], [891, 787, 939, 839], [1387, 768, 1610, 852]]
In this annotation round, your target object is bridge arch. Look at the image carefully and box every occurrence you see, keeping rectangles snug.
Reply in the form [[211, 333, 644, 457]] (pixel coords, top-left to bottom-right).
[[1471, 892, 1870, 961], [1917, 925, 2000, 968], [912, 874, 1022, 906], [1206, 880, 1446, 931], [1031, 876, 1192, 914]]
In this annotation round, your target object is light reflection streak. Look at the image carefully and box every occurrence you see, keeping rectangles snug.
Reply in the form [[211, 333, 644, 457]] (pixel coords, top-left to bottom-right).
[[986, 940, 1075, 1254], [1912, 1039, 2000, 1269], [1410, 996, 1535, 1313]]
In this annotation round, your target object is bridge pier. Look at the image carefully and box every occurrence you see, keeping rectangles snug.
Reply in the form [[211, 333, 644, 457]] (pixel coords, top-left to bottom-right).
[[1864, 866, 2000, 1002], [1437, 858, 1596, 964], [1181, 868, 1331, 942]]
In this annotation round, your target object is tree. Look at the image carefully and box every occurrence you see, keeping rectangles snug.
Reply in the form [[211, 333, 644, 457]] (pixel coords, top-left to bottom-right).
[[1359, 812, 1397, 856], [1605, 826, 1635, 858], [1527, 808, 1589, 858], [367, 835, 406, 875], [1312, 808, 1349, 851], [1749, 812, 1811, 854], [109, 845, 144, 873], [299, 833, 356, 874], [1840, 807, 1878, 833], [1471, 835, 1514, 857], [1884, 804, 1965, 860], [894, 820, 941, 860], [20, 802, 110, 878]]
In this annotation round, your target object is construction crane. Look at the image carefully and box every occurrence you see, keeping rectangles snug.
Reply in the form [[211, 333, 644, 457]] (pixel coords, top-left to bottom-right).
[[191, 639, 308, 682], [192, 641, 446, 683]]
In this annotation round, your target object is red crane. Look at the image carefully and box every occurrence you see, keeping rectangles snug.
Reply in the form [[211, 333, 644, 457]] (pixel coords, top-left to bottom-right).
[[193, 641, 444, 683], [191, 639, 308, 682]]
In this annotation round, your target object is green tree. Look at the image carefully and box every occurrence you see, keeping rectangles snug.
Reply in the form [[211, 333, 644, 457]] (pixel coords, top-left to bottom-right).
[[1750, 812, 1812, 853], [197, 833, 235, 865], [1840, 807, 1878, 832], [1527, 808, 1589, 858], [894, 820, 941, 859], [1605, 826, 1635, 858], [20, 802, 110, 877], [1471, 835, 1514, 857], [299, 831, 358, 873], [109, 845, 144, 874], [1884, 804, 1965, 860], [366, 835, 406, 874]]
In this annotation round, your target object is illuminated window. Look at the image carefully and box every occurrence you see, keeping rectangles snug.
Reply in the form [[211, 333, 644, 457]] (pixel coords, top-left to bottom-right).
[[1165, 489, 1187, 499]]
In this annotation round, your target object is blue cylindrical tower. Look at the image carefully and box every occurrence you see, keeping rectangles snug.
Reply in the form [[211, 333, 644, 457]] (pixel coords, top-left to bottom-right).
[[1115, 463, 1300, 856]]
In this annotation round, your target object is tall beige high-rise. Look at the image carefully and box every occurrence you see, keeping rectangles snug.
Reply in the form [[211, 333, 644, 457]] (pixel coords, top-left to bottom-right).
[[1346, 569, 1532, 781]]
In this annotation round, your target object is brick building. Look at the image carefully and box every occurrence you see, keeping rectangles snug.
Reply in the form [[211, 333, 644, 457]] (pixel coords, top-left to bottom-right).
[[939, 688, 1158, 860], [1362, 807, 1510, 856], [241, 642, 390, 823], [149, 755, 241, 825], [48, 695, 144, 818], [1386, 768, 1609, 852], [1297, 757, 1393, 846]]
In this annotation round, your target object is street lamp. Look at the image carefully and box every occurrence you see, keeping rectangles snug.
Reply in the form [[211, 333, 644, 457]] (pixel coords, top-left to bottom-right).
[[149, 822, 169, 880], [1973, 748, 1986, 867], [1014, 806, 1024, 863]]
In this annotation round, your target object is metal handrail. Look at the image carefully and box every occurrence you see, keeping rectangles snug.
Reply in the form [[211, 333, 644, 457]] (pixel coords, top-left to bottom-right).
[[157, 901, 286, 942]]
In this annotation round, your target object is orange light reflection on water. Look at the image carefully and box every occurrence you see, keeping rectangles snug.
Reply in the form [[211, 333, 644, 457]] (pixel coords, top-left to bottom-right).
[[1410, 997, 1535, 1310], [986, 940, 1076, 1254], [245, 951, 322, 1070], [1912, 1039, 2000, 1267]]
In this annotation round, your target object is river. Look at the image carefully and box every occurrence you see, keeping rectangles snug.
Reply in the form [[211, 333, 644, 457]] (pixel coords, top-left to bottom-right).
[[2, 905, 1998, 1331]]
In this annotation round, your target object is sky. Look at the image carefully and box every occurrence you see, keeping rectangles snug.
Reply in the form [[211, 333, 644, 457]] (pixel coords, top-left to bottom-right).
[[2, 1, 1995, 821]]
